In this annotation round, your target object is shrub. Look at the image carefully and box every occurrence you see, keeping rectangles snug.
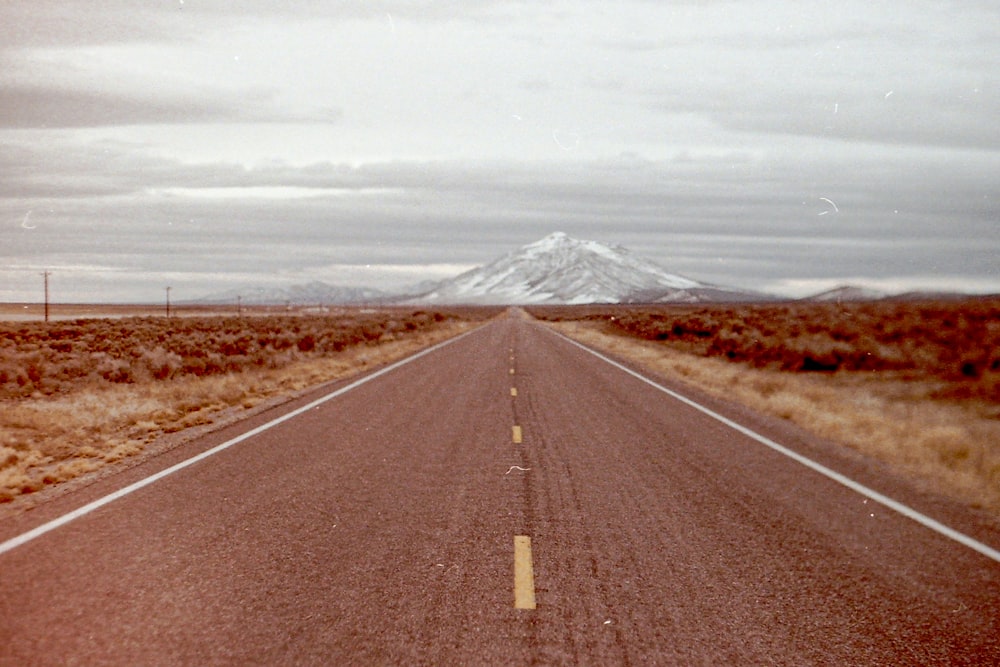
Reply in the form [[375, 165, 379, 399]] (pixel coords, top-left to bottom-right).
[[0, 307, 497, 401], [528, 298, 1000, 403], [297, 334, 316, 352]]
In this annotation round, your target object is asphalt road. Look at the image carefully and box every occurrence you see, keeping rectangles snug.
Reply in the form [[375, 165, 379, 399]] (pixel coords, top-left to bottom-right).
[[2, 311, 999, 665]]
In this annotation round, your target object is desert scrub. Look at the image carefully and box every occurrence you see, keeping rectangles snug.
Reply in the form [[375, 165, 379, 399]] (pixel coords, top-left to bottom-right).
[[529, 298, 1000, 404], [0, 309, 490, 400]]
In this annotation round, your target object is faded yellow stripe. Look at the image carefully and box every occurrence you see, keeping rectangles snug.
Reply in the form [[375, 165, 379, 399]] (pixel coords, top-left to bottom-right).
[[509, 368, 515, 375], [512, 425, 522, 443], [510, 387, 518, 397], [514, 535, 536, 609]]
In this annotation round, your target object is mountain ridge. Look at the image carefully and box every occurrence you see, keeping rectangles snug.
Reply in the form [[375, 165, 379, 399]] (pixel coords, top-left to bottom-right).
[[190, 281, 389, 306], [190, 233, 772, 306]]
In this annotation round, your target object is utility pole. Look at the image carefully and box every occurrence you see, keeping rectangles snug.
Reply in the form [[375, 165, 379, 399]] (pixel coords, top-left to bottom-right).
[[165, 286, 172, 318], [237, 295, 242, 317], [41, 270, 50, 322]]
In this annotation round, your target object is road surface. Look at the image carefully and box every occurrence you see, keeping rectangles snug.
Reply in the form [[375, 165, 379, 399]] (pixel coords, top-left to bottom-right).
[[2, 312, 998, 664]]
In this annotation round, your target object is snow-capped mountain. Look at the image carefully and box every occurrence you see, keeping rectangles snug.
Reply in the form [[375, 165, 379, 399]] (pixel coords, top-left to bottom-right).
[[411, 232, 760, 304], [193, 281, 388, 306]]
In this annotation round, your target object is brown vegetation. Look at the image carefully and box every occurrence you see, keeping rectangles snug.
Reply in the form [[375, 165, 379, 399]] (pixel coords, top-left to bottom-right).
[[530, 299, 1000, 514], [530, 299, 1000, 405], [0, 308, 507, 400], [0, 307, 499, 504]]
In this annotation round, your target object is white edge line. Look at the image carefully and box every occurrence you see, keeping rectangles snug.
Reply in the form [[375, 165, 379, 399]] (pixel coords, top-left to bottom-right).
[[554, 330, 1000, 565], [0, 328, 478, 556]]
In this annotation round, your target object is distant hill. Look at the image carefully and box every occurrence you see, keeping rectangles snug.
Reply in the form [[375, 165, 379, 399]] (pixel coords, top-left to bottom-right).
[[804, 285, 889, 302], [191, 281, 389, 306], [802, 285, 992, 302]]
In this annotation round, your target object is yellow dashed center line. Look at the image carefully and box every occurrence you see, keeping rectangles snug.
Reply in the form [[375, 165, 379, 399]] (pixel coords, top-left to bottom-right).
[[513, 535, 536, 609], [507, 351, 534, 610]]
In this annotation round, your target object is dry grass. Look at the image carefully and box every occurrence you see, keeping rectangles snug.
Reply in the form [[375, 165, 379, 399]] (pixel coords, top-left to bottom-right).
[[0, 302, 340, 322], [0, 309, 489, 400], [0, 308, 498, 504], [531, 299, 1000, 403], [548, 320, 1000, 516]]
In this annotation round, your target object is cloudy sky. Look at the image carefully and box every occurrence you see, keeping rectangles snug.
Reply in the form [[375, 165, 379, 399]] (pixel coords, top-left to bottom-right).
[[2, 1, 998, 302]]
